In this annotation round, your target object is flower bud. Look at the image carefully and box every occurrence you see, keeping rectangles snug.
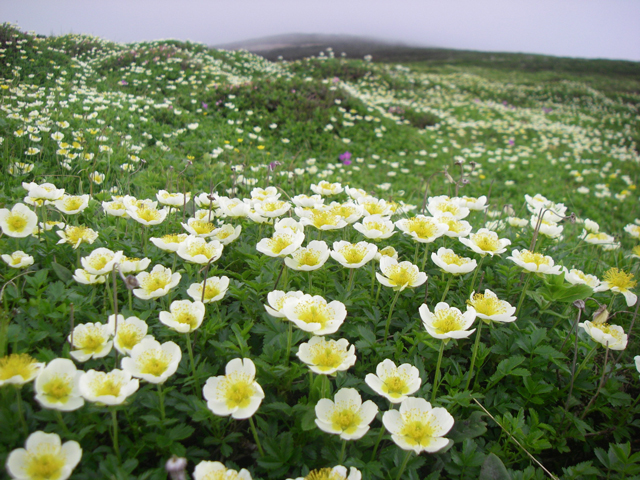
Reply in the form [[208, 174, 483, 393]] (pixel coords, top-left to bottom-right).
[[166, 456, 187, 480], [592, 305, 609, 324], [573, 299, 585, 310]]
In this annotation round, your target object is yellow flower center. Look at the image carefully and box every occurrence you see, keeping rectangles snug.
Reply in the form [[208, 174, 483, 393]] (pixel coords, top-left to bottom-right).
[[632, 245, 640, 257], [91, 374, 124, 397], [116, 324, 143, 351], [441, 217, 464, 233], [431, 308, 464, 334], [308, 343, 347, 372], [310, 210, 341, 228], [586, 232, 609, 241], [161, 234, 185, 244], [262, 201, 286, 212], [407, 218, 438, 240], [220, 373, 255, 409], [141, 272, 171, 294], [363, 202, 386, 215], [604, 268, 636, 290], [305, 468, 344, 480], [468, 293, 507, 316], [594, 323, 624, 343], [295, 249, 322, 266], [25, 447, 66, 480], [267, 234, 296, 254], [86, 254, 111, 271], [74, 325, 107, 353], [472, 232, 500, 252], [330, 402, 362, 433], [382, 374, 410, 397], [41, 374, 73, 402], [295, 300, 331, 328], [437, 203, 460, 216], [6, 213, 28, 232], [201, 282, 221, 300], [171, 305, 199, 328], [202, 469, 241, 480], [338, 244, 368, 264], [191, 220, 216, 234], [441, 251, 466, 266], [399, 412, 437, 446], [138, 350, 171, 377], [136, 206, 161, 222], [519, 250, 550, 267], [379, 246, 396, 258], [62, 197, 84, 211], [64, 226, 93, 245], [0, 353, 38, 381], [186, 241, 216, 258], [331, 204, 357, 218], [386, 265, 417, 287]]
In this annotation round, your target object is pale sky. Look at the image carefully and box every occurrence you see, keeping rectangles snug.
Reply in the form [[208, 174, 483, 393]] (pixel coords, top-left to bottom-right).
[[4, 0, 640, 61]]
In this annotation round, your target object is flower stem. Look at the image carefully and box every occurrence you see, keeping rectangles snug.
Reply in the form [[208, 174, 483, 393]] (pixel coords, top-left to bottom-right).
[[285, 321, 293, 367], [370, 262, 376, 297], [465, 320, 484, 390], [339, 439, 347, 464], [308, 271, 313, 293], [370, 425, 386, 461], [157, 383, 165, 421], [111, 408, 121, 463], [321, 374, 330, 399], [384, 289, 402, 339], [515, 272, 533, 318], [396, 450, 413, 480], [346, 268, 355, 293], [186, 333, 200, 394], [440, 275, 453, 303], [413, 242, 420, 265], [468, 256, 485, 296], [573, 343, 599, 380], [249, 416, 265, 456], [14, 387, 28, 435], [431, 340, 446, 403], [564, 308, 583, 414], [420, 244, 430, 271], [581, 344, 610, 419]]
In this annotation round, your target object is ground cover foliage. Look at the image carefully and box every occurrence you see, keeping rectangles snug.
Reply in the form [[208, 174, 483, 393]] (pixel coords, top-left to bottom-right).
[[1, 22, 640, 480]]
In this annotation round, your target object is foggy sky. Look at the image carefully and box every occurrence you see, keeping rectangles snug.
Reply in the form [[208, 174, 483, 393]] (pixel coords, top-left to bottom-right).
[[4, 0, 640, 61]]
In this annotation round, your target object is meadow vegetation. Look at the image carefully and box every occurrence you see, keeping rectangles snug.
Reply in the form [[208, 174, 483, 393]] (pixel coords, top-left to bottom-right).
[[0, 22, 639, 480]]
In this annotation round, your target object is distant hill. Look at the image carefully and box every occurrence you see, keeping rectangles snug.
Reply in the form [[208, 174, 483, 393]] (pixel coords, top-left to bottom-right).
[[214, 33, 640, 78]]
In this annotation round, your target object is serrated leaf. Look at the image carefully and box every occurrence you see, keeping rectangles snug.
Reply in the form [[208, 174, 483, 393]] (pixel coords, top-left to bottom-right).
[[479, 453, 511, 480], [51, 262, 72, 283]]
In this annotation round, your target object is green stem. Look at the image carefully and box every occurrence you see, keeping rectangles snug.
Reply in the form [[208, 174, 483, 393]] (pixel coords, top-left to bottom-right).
[[384, 289, 402, 339], [468, 256, 485, 295], [440, 275, 453, 303], [111, 408, 121, 463], [55, 410, 71, 437], [581, 344, 610, 419], [413, 242, 420, 265], [157, 383, 165, 421], [431, 341, 446, 403], [249, 416, 265, 456], [186, 333, 200, 394], [308, 271, 313, 293], [285, 321, 293, 367], [573, 343, 599, 380], [515, 272, 533, 318], [465, 320, 484, 390], [322, 374, 330, 399], [370, 424, 386, 461], [128, 290, 133, 311], [339, 439, 347, 464], [396, 450, 413, 480], [420, 244, 430, 271], [370, 261, 376, 297], [346, 268, 355, 293], [15, 388, 28, 435]]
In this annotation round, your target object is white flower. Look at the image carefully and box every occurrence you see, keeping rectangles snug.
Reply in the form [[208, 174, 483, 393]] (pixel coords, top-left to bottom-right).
[[121, 337, 182, 384], [0, 353, 43, 387], [459, 228, 511, 256], [298, 207, 348, 231], [375, 246, 399, 262], [256, 231, 305, 258], [353, 215, 396, 240], [212, 223, 242, 245], [455, 195, 487, 211], [203, 358, 265, 419], [315, 388, 378, 440], [159, 300, 206, 333], [330, 241, 377, 269], [68, 322, 114, 362], [177, 236, 224, 264], [311, 181, 344, 196], [467, 290, 516, 323], [285, 241, 330, 271], [419, 302, 476, 340], [593, 268, 637, 307], [107, 315, 151, 355], [427, 195, 470, 220], [22, 182, 65, 201], [127, 203, 168, 226], [562, 267, 600, 289], [182, 218, 217, 238], [437, 214, 472, 238], [54, 195, 90, 215], [56, 225, 98, 249], [79, 369, 139, 405], [81, 248, 123, 276], [376, 257, 427, 291], [264, 290, 305, 318], [150, 233, 188, 253], [187, 276, 229, 303], [431, 247, 476, 275], [193, 461, 252, 480], [287, 466, 361, 480], [579, 321, 627, 350], [395, 215, 448, 244], [382, 397, 454, 453], [134, 265, 181, 300], [6, 431, 82, 480], [0, 203, 38, 238], [72, 269, 106, 285], [507, 249, 562, 275], [157, 190, 190, 207], [296, 336, 356, 375], [253, 198, 291, 218], [1, 251, 34, 269], [365, 359, 421, 403], [624, 223, 640, 239], [119, 256, 151, 274], [34, 358, 84, 411], [281, 294, 347, 335]]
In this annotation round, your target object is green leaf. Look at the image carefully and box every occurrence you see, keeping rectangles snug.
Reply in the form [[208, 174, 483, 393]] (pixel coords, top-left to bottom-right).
[[51, 262, 73, 283], [448, 411, 488, 442], [479, 453, 512, 480]]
